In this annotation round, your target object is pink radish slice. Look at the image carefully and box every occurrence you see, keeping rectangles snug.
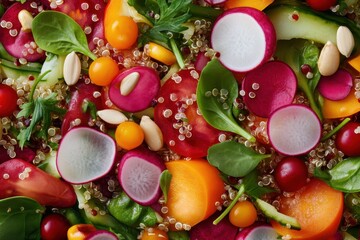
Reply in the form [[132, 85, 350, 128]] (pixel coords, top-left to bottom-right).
[[118, 147, 165, 205], [85, 230, 118, 240], [317, 68, 353, 101], [205, 0, 227, 5], [211, 7, 276, 72], [57, 127, 116, 184], [242, 61, 297, 118], [109, 66, 160, 112], [236, 224, 279, 240], [194, 52, 211, 72], [0, 2, 45, 62], [267, 104, 321, 156]]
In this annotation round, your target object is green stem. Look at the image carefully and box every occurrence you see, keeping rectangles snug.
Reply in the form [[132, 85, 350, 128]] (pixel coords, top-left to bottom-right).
[[213, 184, 245, 225], [170, 38, 185, 69], [321, 117, 351, 141], [189, 4, 222, 20], [28, 70, 51, 101]]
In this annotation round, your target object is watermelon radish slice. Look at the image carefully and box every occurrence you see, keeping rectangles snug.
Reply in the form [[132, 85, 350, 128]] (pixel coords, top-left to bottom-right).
[[85, 230, 118, 240], [236, 224, 279, 240], [0, 2, 45, 61], [109, 66, 160, 112], [267, 105, 321, 156], [57, 127, 116, 184], [118, 147, 165, 205], [317, 68, 353, 101], [211, 7, 276, 72], [242, 61, 297, 118]]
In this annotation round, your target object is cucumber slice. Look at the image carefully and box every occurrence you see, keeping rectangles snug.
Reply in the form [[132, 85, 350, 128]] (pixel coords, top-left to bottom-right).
[[255, 198, 301, 230], [38, 53, 65, 87]]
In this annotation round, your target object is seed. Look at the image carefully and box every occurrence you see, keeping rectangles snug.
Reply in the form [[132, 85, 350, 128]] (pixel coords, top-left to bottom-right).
[[18, 10, 34, 32], [337, 26, 355, 58], [120, 72, 140, 96], [97, 109, 128, 125], [317, 41, 340, 76], [140, 116, 164, 151], [63, 51, 81, 86]]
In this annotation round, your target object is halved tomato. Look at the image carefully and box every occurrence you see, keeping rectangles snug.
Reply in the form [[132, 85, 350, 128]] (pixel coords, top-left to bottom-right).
[[154, 70, 225, 158]]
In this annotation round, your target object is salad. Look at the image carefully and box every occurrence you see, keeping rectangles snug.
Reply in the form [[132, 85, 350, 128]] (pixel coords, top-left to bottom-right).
[[0, 0, 360, 239]]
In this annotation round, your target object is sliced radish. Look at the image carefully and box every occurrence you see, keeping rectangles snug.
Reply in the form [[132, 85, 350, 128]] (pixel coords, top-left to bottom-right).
[[205, 0, 227, 5], [109, 66, 160, 112], [211, 7, 276, 72], [242, 61, 297, 118], [85, 230, 118, 240], [267, 105, 321, 156], [194, 52, 211, 72], [236, 224, 279, 240], [57, 127, 116, 184], [118, 147, 165, 205], [317, 68, 353, 101]]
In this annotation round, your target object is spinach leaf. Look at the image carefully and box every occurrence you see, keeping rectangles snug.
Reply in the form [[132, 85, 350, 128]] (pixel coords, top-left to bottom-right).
[[300, 41, 321, 93], [32, 11, 96, 60], [168, 231, 190, 240], [345, 193, 360, 222], [0, 196, 45, 240], [160, 170, 172, 204], [197, 59, 255, 142], [208, 141, 271, 177], [241, 170, 276, 199], [107, 192, 158, 227]]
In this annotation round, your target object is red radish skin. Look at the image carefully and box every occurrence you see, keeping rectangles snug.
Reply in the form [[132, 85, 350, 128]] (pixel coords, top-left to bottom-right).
[[194, 52, 211, 72], [267, 104, 322, 156], [236, 224, 280, 240], [211, 7, 276, 72], [242, 61, 297, 118], [317, 69, 353, 101], [85, 230, 118, 240], [57, 127, 116, 184], [0, 2, 45, 61], [109, 66, 160, 112], [118, 147, 165, 205], [204, 0, 227, 5]]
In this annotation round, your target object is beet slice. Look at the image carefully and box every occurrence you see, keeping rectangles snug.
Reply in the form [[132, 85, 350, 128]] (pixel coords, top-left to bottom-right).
[[242, 61, 297, 118], [317, 68, 353, 101], [0, 2, 45, 61]]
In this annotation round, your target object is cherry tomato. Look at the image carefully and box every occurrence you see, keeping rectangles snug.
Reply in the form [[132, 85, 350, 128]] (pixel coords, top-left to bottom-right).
[[89, 57, 120, 86], [306, 0, 337, 11], [105, 15, 138, 50], [274, 157, 308, 192], [229, 200, 257, 228], [335, 122, 360, 156], [154, 70, 226, 158], [115, 121, 144, 150], [41, 214, 71, 240], [0, 84, 18, 117], [141, 228, 169, 240]]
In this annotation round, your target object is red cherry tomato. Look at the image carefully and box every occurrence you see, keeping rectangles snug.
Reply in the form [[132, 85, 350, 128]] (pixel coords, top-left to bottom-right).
[[41, 214, 71, 240], [274, 157, 308, 192], [335, 122, 360, 157], [0, 84, 18, 117], [306, 0, 337, 11], [154, 70, 225, 158]]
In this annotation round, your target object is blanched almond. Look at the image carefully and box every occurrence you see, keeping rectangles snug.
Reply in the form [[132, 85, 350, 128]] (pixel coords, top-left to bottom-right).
[[97, 109, 128, 125], [318, 41, 340, 76], [18, 10, 33, 32], [337, 26, 355, 58], [120, 72, 140, 96], [63, 51, 81, 86], [140, 116, 163, 151]]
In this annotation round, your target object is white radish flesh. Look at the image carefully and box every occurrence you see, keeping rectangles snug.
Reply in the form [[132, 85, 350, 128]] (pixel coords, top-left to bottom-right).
[[236, 225, 279, 240]]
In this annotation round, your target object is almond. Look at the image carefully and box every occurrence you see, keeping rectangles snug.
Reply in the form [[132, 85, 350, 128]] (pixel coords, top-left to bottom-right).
[[140, 116, 163, 151], [63, 51, 81, 86], [120, 72, 140, 96], [18, 10, 33, 32], [97, 109, 128, 125], [337, 26, 355, 58], [317, 41, 340, 76]]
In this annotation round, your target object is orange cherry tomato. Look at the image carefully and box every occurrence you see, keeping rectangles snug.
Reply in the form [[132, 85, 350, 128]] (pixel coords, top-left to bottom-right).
[[115, 121, 144, 150], [89, 57, 120, 86], [141, 228, 169, 240], [229, 200, 258, 228], [105, 16, 138, 50]]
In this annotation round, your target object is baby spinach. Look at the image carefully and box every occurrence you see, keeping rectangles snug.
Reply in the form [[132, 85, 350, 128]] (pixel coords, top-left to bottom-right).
[[32, 11, 96, 60], [314, 157, 360, 193], [0, 196, 45, 240], [197, 59, 255, 142], [160, 170, 172, 204], [208, 141, 271, 177]]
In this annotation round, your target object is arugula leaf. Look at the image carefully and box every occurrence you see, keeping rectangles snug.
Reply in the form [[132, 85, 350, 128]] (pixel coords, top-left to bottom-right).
[[160, 170, 172, 204]]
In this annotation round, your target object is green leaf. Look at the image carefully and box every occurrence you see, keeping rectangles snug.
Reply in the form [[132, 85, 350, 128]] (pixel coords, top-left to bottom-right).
[[32, 11, 96, 60], [82, 100, 98, 120], [168, 231, 190, 240], [242, 170, 276, 199], [196, 59, 255, 141], [208, 141, 270, 177], [0, 197, 45, 240], [160, 170, 172, 204], [300, 42, 321, 93]]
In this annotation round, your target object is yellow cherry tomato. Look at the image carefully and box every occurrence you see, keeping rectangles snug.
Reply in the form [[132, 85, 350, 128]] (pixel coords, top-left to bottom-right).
[[105, 16, 138, 50], [322, 89, 360, 119], [67, 224, 97, 240], [147, 42, 177, 65], [229, 200, 258, 228], [89, 57, 120, 86], [141, 228, 169, 240], [115, 121, 144, 150], [225, 0, 274, 11]]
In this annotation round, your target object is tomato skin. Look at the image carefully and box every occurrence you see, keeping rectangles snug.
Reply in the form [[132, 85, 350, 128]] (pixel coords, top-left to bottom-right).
[[41, 214, 71, 240], [105, 16, 138, 50], [335, 122, 360, 157], [274, 157, 308, 192], [0, 84, 18, 117], [306, 0, 337, 11], [229, 200, 257, 228], [89, 57, 120, 86]]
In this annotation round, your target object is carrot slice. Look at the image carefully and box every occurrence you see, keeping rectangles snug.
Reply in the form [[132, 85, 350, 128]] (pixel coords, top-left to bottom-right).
[[271, 178, 343, 240], [224, 0, 274, 11], [165, 159, 224, 227], [322, 89, 360, 119]]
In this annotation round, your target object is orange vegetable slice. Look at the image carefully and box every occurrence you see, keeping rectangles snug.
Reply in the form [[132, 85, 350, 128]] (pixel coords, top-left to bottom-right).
[[224, 0, 274, 11], [271, 178, 343, 240], [322, 89, 360, 119], [165, 159, 224, 227]]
